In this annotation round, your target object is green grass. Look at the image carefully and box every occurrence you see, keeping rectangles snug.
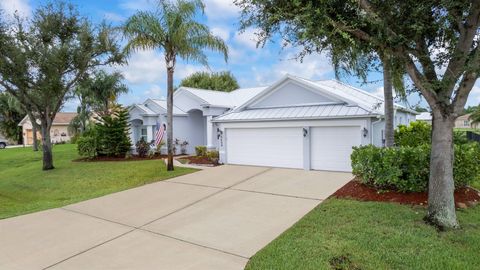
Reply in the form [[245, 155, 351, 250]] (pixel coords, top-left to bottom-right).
[[246, 199, 480, 270], [0, 144, 196, 219]]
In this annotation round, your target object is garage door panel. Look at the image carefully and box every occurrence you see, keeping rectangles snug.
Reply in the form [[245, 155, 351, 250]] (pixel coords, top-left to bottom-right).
[[310, 126, 361, 172], [226, 128, 303, 169]]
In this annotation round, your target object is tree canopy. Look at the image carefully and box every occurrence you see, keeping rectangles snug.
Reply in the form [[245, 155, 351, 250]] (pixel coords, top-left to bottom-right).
[[179, 71, 239, 92], [0, 2, 124, 170]]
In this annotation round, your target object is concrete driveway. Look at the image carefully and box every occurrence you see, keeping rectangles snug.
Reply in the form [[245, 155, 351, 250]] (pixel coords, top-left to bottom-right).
[[0, 165, 352, 270]]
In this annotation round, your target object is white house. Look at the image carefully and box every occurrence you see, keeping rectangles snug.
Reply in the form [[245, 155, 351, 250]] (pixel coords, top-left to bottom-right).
[[129, 74, 417, 172]]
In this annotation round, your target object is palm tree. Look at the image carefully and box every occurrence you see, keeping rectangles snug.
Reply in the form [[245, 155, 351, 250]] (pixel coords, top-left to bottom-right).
[[123, 0, 228, 171], [470, 106, 480, 125]]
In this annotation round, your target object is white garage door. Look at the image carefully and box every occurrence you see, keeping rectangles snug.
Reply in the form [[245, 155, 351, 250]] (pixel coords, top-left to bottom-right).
[[226, 127, 303, 168], [310, 126, 361, 172]]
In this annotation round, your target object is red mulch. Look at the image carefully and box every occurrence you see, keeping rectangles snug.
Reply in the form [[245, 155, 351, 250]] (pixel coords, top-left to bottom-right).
[[73, 154, 182, 162], [332, 179, 480, 208], [177, 156, 219, 166]]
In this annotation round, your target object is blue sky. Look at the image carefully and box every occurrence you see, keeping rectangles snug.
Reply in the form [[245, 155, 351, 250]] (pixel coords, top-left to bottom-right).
[[2, 0, 480, 111]]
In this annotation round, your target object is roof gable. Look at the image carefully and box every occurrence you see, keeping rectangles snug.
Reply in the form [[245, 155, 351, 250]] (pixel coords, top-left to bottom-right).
[[248, 80, 340, 109]]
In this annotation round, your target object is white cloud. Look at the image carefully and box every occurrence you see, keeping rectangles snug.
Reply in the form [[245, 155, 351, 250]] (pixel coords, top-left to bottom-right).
[[466, 85, 480, 106], [103, 12, 125, 23], [372, 87, 384, 98], [250, 52, 333, 86], [144, 84, 163, 97], [234, 28, 260, 50], [119, 0, 154, 11], [210, 26, 230, 41], [0, 0, 31, 17], [203, 0, 240, 21], [120, 50, 166, 84]]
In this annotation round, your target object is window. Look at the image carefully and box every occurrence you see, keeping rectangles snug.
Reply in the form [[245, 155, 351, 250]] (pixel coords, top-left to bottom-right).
[[464, 120, 469, 127], [140, 128, 147, 141]]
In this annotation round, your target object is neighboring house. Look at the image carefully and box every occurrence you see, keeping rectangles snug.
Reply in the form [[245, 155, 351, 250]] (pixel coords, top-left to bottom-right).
[[416, 112, 432, 124], [130, 74, 417, 172], [18, 113, 77, 145], [455, 113, 479, 129]]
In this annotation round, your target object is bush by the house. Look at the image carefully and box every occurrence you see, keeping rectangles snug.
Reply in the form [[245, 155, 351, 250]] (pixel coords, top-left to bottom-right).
[[351, 144, 480, 192], [135, 138, 149, 158], [394, 121, 431, 147], [206, 150, 219, 164], [395, 120, 473, 147], [77, 136, 97, 159], [195, 146, 207, 156], [95, 106, 132, 157]]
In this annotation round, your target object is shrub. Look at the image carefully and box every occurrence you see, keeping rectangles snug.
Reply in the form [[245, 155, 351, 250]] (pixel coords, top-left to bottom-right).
[[351, 144, 479, 192], [77, 136, 97, 159], [135, 138, 149, 158], [394, 121, 431, 147], [195, 146, 207, 156], [206, 150, 219, 164], [70, 133, 80, 144], [395, 120, 473, 146]]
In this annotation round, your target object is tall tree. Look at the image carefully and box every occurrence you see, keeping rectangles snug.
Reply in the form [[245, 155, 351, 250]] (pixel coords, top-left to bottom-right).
[[470, 106, 480, 125], [237, 0, 480, 229], [179, 71, 239, 91], [0, 92, 24, 144], [236, 0, 405, 148], [123, 0, 228, 171], [0, 2, 124, 170]]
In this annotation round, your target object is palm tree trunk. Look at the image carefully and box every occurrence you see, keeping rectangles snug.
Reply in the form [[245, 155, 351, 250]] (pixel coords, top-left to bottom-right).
[[382, 56, 395, 147], [167, 67, 174, 171]]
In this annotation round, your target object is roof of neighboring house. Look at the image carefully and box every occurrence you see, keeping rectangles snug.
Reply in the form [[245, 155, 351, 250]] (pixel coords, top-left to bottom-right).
[[214, 74, 417, 122], [456, 113, 472, 121], [417, 112, 432, 121], [18, 112, 77, 126]]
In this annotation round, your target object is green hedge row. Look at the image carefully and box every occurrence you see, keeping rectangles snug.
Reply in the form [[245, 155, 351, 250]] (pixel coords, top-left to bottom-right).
[[351, 144, 480, 192]]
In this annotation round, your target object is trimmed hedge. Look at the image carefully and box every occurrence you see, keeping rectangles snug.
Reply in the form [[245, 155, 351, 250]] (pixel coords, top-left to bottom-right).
[[351, 144, 480, 192], [395, 120, 471, 147], [77, 136, 97, 159]]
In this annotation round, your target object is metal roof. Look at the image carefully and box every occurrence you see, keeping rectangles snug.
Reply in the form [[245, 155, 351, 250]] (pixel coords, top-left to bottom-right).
[[213, 104, 376, 122], [178, 86, 267, 108], [149, 99, 187, 115]]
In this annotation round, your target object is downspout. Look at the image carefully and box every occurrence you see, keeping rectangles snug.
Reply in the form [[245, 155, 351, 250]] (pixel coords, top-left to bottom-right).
[[371, 116, 382, 145]]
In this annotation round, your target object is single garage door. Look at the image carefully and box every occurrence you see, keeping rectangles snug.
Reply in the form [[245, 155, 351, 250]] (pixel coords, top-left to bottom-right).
[[226, 127, 303, 168], [310, 126, 361, 172]]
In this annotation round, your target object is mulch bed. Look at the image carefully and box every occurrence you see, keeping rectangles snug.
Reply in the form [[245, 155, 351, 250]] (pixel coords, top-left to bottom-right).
[[73, 154, 183, 162], [177, 156, 219, 166], [332, 178, 480, 209]]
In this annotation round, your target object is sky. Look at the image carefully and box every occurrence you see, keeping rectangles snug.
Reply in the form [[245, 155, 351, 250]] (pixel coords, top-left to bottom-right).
[[2, 0, 480, 112]]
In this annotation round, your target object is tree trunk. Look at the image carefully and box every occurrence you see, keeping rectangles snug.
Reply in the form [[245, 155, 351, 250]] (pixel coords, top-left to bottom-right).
[[32, 122, 39, 151], [166, 67, 174, 171], [426, 111, 458, 229], [40, 122, 54, 170], [382, 58, 395, 147]]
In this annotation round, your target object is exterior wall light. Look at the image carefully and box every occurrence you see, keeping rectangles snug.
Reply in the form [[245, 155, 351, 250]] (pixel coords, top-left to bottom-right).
[[363, 127, 368, 138]]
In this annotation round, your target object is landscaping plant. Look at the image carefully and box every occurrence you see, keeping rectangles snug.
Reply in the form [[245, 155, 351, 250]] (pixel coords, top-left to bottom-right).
[[195, 146, 207, 157], [94, 106, 132, 157], [351, 144, 480, 192], [135, 138, 149, 158]]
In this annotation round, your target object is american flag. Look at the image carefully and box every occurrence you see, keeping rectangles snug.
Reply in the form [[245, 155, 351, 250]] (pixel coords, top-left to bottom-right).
[[155, 122, 166, 146]]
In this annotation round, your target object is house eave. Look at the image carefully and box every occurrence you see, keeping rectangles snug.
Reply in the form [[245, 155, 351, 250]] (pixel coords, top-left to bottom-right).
[[212, 114, 380, 123]]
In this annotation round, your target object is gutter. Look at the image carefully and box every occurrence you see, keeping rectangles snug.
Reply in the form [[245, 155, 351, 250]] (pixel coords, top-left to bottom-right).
[[212, 113, 380, 123]]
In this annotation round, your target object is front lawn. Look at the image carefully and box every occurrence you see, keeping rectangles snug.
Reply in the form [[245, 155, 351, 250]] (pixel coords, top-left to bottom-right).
[[0, 144, 196, 219], [246, 199, 480, 270]]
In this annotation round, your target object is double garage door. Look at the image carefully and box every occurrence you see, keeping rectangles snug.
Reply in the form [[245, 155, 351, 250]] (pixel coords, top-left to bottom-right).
[[226, 126, 361, 172]]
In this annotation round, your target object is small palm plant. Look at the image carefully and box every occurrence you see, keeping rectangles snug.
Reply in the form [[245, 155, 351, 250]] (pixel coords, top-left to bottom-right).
[[122, 0, 228, 171], [470, 106, 480, 126]]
